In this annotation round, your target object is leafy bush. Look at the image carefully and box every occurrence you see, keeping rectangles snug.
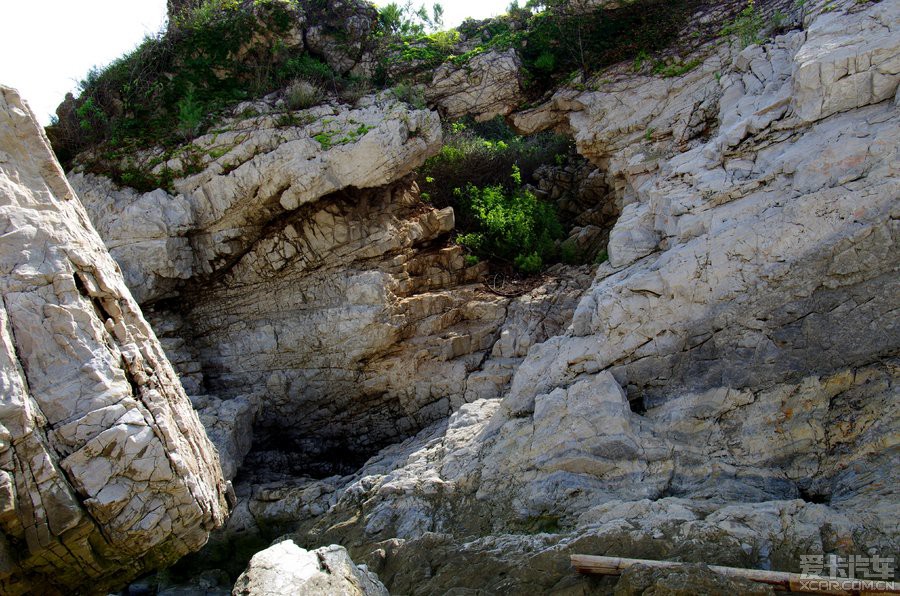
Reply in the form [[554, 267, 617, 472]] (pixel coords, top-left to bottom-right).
[[176, 86, 204, 139], [418, 117, 570, 214], [378, 1, 444, 37], [392, 82, 427, 109], [278, 55, 335, 84], [454, 178, 563, 273], [48, 0, 307, 165], [515, 0, 700, 90]]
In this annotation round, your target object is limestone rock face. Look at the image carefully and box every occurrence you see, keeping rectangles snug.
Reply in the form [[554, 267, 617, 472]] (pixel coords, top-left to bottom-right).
[[68, 0, 899, 591], [71, 94, 592, 480], [426, 49, 525, 122], [232, 540, 388, 596], [256, 1, 896, 591], [302, 0, 379, 76], [73, 96, 443, 305], [0, 86, 229, 594]]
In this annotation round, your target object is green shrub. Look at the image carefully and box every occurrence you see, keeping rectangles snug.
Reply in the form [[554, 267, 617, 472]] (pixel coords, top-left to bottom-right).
[[378, 1, 444, 37], [176, 86, 204, 139], [278, 55, 335, 84], [418, 116, 571, 213], [516, 0, 700, 91], [338, 75, 372, 104], [285, 79, 325, 110], [48, 0, 306, 166], [392, 82, 427, 109], [514, 252, 543, 274], [653, 57, 701, 78], [453, 178, 563, 273]]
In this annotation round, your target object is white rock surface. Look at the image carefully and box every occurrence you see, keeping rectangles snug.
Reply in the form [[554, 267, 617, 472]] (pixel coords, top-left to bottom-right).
[[72, 95, 443, 302], [73, 97, 591, 480], [232, 540, 388, 596], [67, 1, 900, 592], [426, 49, 524, 122], [0, 85, 229, 594], [258, 2, 898, 591]]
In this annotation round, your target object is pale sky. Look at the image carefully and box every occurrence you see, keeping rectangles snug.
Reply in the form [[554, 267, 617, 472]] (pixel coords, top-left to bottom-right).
[[0, 0, 511, 125]]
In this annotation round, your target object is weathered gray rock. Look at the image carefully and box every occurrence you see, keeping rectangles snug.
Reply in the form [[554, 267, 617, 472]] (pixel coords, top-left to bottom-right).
[[793, 0, 899, 122], [0, 86, 229, 594], [302, 0, 379, 76], [72, 95, 443, 301], [232, 540, 387, 596], [426, 49, 524, 122], [72, 92, 592, 481], [70, 0, 900, 592], [262, 1, 897, 591], [614, 563, 774, 595]]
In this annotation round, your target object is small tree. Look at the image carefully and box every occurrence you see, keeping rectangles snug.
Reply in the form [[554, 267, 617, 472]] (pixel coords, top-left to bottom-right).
[[176, 85, 204, 140], [379, 1, 444, 37]]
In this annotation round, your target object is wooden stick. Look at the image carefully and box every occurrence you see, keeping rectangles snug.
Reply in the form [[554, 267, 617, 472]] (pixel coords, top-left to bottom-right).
[[570, 555, 900, 595]]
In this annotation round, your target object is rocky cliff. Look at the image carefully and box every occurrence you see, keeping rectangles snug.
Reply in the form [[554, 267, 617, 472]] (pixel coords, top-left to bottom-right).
[[0, 86, 229, 594], [44, 0, 900, 592]]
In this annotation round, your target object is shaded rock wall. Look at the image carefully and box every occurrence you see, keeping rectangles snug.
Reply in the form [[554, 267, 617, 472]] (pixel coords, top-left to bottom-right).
[[247, 1, 897, 591], [71, 94, 594, 480], [0, 86, 229, 594], [63, 0, 898, 591]]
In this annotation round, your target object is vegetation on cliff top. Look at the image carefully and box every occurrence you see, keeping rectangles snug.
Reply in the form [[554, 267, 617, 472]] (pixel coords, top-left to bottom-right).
[[46, 0, 786, 272], [418, 118, 570, 273]]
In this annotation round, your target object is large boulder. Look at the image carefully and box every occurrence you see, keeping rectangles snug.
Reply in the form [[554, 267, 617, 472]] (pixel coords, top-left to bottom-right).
[[232, 540, 388, 596], [0, 86, 229, 594], [426, 49, 525, 122]]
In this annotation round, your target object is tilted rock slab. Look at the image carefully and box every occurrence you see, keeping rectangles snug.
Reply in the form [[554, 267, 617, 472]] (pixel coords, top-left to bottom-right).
[[0, 86, 229, 594], [426, 49, 525, 122]]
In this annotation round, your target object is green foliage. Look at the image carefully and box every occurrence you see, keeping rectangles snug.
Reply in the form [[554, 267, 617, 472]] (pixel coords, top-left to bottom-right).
[[176, 86, 204, 140], [428, 29, 460, 52], [278, 55, 335, 84], [721, 0, 765, 48], [454, 179, 563, 273], [417, 116, 575, 273], [418, 116, 571, 211], [48, 0, 311, 167], [378, 1, 444, 37], [515, 0, 700, 91], [653, 57, 701, 78], [75, 97, 108, 138], [533, 51, 556, 73], [514, 252, 544, 274], [632, 49, 650, 72], [392, 82, 427, 109], [312, 120, 373, 149]]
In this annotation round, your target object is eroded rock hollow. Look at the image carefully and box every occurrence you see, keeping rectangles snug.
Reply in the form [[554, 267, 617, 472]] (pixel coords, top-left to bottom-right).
[[20, 0, 900, 591]]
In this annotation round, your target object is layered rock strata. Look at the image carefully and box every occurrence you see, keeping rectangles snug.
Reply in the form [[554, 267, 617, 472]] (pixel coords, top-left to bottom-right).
[[263, 0, 896, 591], [0, 86, 229, 594], [65, 0, 899, 592], [71, 95, 594, 480]]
